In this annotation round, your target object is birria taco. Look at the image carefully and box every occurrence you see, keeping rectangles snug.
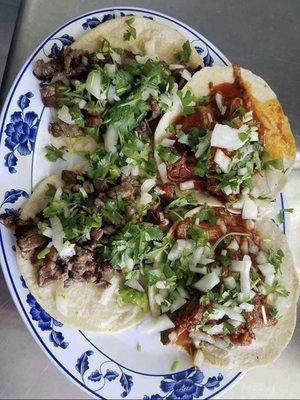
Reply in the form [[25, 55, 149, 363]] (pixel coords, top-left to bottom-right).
[[141, 202, 298, 370], [154, 65, 296, 219]]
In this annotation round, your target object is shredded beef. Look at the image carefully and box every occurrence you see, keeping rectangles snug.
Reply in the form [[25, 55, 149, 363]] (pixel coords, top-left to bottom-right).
[[167, 152, 196, 183], [34, 57, 63, 80], [156, 183, 176, 202], [62, 170, 77, 184], [107, 181, 137, 200], [85, 115, 103, 127], [38, 261, 62, 286]]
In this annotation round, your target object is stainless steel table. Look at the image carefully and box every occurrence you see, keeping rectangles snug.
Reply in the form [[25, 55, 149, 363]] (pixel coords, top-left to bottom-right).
[[0, 1, 299, 398]]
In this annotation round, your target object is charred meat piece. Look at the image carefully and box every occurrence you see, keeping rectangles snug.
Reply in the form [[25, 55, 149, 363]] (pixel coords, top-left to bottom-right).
[[34, 57, 63, 80], [156, 183, 176, 202], [174, 219, 190, 239], [0, 213, 20, 229], [107, 181, 137, 200], [61, 170, 77, 184], [40, 82, 61, 107], [49, 120, 83, 137], [181, 105, 217, 132], [64, 48, 89, 78], [167, 152, 196, 183], [38, 260, 62, 286], [85, 115, 103, 127], [16, 227, 48, 260]]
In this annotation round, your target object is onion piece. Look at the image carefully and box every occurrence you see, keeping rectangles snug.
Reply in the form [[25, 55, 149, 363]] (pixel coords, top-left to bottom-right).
[[49, 217, 64, 254], [181, 69, 192, 81], [125, 279, 144, 292], [139, 192, 152, 205], [242, 197, 258, 220], [86, 69, 103, 100], [54, 186, 63, 201], [141, 178, 157, 193], [214, 149, 231, 173], [215, 93, 227, 115], [223, 276, 237, 290], [161, 138, 176, 147], [194, 272, 220, 292], [60, 241, 76, 258], [158, 162, 168, 183], [239, 302, 254, 312], [211, 124, 244, 150], [170, 295, 187, 313], [139, 315, 175, 334], [104, 124, 119, 153], [180, 180, 195, 190], [207, 323, 224, 335], [193, 350, 204, 368], [57, 105, 74, 124], [227, 239, 239, 251]]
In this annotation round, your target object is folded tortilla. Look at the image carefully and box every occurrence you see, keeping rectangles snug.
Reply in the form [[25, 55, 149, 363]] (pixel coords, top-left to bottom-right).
[[71, 16, 203, 68], [17, 169, 146, 332], [155, 66, 296, 200], [201, 219, 298, 370]]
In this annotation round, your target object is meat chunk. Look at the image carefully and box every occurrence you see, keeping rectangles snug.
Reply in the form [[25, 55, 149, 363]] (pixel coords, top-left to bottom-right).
[[40, 82, 61, 107], [156, 183, 176, 202], [0, 213, 19, 229], [107, 181, 137, 200], [61, 170, 77, 184], [49, 121, 83, 137], [34, 58, 62, 80], [64, 48, 89, 78], [181, 105, 217, 132], [16, 227, 48, 259], [38, 261, 62, 286], [85, 115, 103, 127], [167, 153, 196, 183], [174, 219, 190, 239], [148, 99, 161, 121], [90, 228, 104, 241]]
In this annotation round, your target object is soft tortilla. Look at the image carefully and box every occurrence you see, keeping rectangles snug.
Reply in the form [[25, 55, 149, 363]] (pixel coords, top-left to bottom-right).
[[155, 66, 296, 199], [201, 219, 299, 370], [18, 172, 146, 332], [71, 16, 203, 68]]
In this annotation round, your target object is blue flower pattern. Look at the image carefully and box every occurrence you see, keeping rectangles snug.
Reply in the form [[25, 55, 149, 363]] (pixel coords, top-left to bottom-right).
[[26, 292, 69, 349], [144, 369, 223, 400], [76, 351, 133, 398], [4, 92, 39, 173]]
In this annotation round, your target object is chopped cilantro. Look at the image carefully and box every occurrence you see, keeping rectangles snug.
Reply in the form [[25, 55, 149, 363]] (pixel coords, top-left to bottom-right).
[[45, 144, 65, 162], [268, 249, 285, 275], [168, 191, 198, 208], [118, 287, 148, 312], [178, 89, 195, 116], [278, 208, 293, 224], [263, 283, 289, 297], [37, 248, 50, 260], [156, 145, 181, 164], [171, 360, 180, 372], [45, 184, 56, 197], [102, 198, 127, 225], [123, 18, 137, 41], [176, 40, 192, 63], [188, 225, 209, 246], [224, 321, 236, 333], [195, 205, 217, 226]]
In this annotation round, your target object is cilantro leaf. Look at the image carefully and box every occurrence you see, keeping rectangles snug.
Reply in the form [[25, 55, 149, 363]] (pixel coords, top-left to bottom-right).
[[45, 144, 65, 162], [278, 208, 293, 224], [156, 145, 181, 164], [102, 199, 127, 225], [176, 40, 192, 63], [268, 249, 285, 275], [123, 18, 137, 41], [168, 191, 198, 208], [118, 287, 148, 312], [263, 283, 289, 297], [45, 184, 56, 197], [188, 225, 209, 246], [195, 205, 217, 226], [224, 321, 236, 333], [178, 89, 195, 116]]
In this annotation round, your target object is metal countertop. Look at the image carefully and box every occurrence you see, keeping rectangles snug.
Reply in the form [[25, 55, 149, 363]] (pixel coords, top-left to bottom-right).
[[0, 1, 299, 398]]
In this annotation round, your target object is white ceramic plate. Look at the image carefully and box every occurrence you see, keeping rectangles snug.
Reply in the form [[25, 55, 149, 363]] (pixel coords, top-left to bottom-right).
[[0, 7, 288, 399]]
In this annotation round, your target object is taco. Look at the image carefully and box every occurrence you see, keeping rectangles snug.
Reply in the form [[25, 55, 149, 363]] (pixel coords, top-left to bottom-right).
[[141, 203, 298, 370], [154, 65, 296, 219]]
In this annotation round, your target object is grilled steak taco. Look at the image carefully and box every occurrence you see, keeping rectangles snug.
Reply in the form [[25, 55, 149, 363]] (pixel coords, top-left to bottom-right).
[[142, 203, 298, 370], [154, 65, 296, 219]]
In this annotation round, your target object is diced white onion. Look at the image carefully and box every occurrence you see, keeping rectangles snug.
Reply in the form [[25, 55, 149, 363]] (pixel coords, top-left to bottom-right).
[[104, 124, 119, 153], [181, 69, 192, 81], [238, 290, 255, 303], [169, 64, 184, 70], [190, 330, 215, 345], [238, 167, 248, 176], [131, 165, 141, 176], [256, 250, 268, 264], [243, 111, 253, 123], [57, 105, 74, 124], [54, 186, 62, 201], [249, 242, 259, 254], [211, 124, 244, 150], [258, 263, 275, 285], [139, 315, 175, 334], [154, 187, 166, 195], [177, 239, 194, 251], [139, 192, 153, 205], [177, 286, 190, 299], [228, 239, 239, 251], [158, 162, 168, 183], [214, 149, 231, 173], [104, 63, 116, 78], [193, 349, 204, 368], [168, 242, 182, 261], [49, 217, 64, 254], [107, 85, 120, 104], [250, 131, 259, 141], [194, 272, 220, 292], [261, 305, 268, 325], [223, 185, 233, 195], [215, 93, 227, 115], [170, 295, 187, 313], [111, 50, 122, 64], [60, 241, 76, 258], [207, 323, 224, 335], [86, 69, 103, 100], [216, 305, 245, 322], [208, 308, 225, 320], [240, 255, 252, 293], [239, 303, 254, 312], [125, 278, 144, 292], [79, 187, 88, 198], [242, 196, 258, 220], [142, 88, 158, 101], [161, 138, 176, 147], [223, 276, 237, 290], [78, 99, 87, 109], [168, 331, 178, 343], [42, 227, 53, 238], [180, 180, 195, 190], [141, 178, 156, 193]]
